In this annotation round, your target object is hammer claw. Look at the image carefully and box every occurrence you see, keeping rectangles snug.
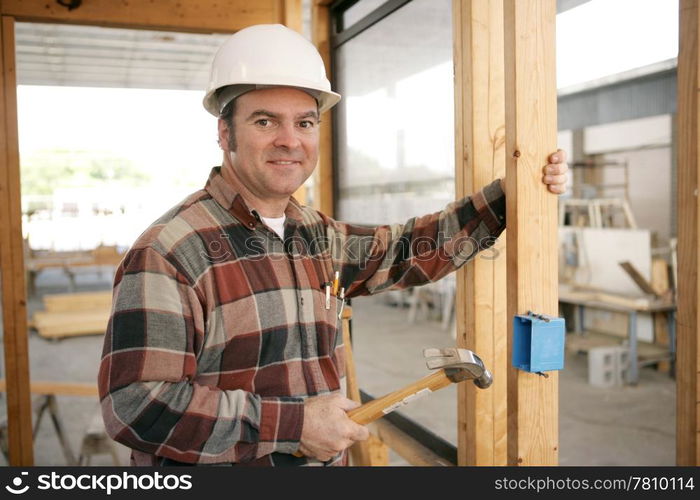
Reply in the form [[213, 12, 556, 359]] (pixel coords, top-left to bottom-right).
[[422, 346, 493, 388], [425, 357, 454, 370], [423, 347, 450, 358]]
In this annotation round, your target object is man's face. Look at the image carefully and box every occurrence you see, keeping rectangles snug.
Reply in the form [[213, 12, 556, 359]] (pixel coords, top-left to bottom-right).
[[219, 87, 320, 201]]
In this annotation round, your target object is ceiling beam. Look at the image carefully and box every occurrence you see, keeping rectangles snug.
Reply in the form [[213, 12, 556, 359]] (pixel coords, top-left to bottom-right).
[[0, 0, 284, 34]]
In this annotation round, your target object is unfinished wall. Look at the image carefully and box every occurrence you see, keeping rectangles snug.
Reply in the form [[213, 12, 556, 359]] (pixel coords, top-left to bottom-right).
[[583, 114, 673, 246]]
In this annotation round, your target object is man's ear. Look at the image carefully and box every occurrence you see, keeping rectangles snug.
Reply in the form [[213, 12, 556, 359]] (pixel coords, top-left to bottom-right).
[[218, 118, 231, 152]]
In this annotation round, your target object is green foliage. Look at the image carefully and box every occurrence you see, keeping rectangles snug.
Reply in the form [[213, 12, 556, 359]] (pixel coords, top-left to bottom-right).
[[21, 149, 150, 195]]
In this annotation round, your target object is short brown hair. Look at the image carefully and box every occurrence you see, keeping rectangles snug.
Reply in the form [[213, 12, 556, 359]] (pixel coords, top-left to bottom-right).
[[220, 99, 237, 151]]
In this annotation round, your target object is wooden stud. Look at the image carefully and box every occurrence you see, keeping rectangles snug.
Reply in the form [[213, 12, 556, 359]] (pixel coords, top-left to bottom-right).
[[365, 434, 389, 466], [342, 305, 373, 465], [312, 0, 334, 215], [0, 14, 34, 466], [341, 306, 389, 466], [452, 0, 508, 466], [283, 0, 307, 204], [503, 0, 559, 465], [676, 0, 700, 466], [0, 0, 281, 34], [283, 0, 303, 34]]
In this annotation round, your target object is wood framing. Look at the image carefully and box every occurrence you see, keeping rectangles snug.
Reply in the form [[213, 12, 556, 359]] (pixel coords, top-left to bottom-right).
[[452, 0, 508, 466], [676, 0, 700, 466], [0, 0, 289, 33], [312, 0, 334, 215], [0, 14, 34, 466], [287, 0, 306, 204], [283, 0, 303, 34], [503, 0, 559, 465]]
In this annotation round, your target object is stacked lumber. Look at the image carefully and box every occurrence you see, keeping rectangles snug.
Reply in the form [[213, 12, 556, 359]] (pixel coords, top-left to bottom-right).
[[32, 291, 112, 340], [27, 245, 124, 271]]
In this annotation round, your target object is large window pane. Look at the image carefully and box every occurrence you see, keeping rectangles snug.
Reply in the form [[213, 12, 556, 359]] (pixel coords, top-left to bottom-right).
[[556, 0, 678, 88], [335, 0, 453, 225], [342, 0, 388, 29]]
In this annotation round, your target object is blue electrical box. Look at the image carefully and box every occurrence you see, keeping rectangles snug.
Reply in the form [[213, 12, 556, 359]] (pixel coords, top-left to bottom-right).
[[512, 312, 566, 373]]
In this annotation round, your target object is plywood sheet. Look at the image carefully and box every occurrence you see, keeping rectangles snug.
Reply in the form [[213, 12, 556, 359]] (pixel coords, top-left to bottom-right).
[[559, 227, 652, 295]]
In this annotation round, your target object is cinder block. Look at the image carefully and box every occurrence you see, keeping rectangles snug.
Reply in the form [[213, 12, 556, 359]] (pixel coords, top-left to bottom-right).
[[588, 346, 628, 387]]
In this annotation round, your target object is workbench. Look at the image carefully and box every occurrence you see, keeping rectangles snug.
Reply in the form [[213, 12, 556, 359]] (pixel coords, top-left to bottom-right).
[[559, 291, 676, 385]]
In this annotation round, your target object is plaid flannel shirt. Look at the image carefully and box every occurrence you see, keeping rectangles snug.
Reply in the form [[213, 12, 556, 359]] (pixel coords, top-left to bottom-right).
[[98, 166, 506, 466]]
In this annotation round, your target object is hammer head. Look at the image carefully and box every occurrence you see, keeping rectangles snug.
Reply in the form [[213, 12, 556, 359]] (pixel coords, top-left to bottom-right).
[[423, 347, 493, 389]]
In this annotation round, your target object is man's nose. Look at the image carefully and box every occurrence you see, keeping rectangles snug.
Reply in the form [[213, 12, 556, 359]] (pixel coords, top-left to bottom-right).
[[273, 122, 301, 149]]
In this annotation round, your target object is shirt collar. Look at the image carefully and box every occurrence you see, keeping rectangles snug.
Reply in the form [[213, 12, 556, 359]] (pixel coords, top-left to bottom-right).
[[203, 167, 304, 229]]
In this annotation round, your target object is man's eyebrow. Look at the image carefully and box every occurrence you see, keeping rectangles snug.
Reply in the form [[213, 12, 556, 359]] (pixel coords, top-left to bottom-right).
[[245, 109, 319, 121], [246, 109, 278, 121], [297, 110, 320, 121]]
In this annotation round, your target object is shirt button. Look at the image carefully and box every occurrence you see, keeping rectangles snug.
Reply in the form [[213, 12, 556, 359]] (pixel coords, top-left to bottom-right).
[[300, 297, 305, 305], [248, 222, 255, 228]]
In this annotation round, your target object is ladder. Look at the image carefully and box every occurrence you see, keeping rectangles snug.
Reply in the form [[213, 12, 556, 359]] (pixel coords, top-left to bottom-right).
[[559, 198, 637, 229]]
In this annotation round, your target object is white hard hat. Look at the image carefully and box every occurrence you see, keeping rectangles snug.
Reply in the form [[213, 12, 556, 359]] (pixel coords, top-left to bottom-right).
[[203, 24, 341, 116]]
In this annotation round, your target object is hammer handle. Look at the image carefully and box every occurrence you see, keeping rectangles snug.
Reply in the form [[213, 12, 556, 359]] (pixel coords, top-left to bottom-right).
[[293, 369, 453, 458], [346, 369, 453, 425]]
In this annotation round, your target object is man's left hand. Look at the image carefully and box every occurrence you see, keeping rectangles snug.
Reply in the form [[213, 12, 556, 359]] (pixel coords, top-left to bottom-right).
[[543, 149, 568, 194], [499, 149, 569, 194]]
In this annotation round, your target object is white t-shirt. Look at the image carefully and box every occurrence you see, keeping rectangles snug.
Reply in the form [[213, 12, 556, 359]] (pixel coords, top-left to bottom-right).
[[261, 215, 286, 240]]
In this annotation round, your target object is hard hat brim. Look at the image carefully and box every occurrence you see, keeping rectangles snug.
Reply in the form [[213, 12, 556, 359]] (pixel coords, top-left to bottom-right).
[[203, 84, 341, 117]]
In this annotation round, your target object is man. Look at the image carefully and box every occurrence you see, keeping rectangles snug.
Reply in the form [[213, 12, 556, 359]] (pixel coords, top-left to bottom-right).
[[98, 24, 568, 466]]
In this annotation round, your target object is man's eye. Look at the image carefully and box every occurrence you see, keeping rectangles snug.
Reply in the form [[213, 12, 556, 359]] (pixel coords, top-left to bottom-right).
[[299, 120, 315, 129], [255, 119, 270, 127]]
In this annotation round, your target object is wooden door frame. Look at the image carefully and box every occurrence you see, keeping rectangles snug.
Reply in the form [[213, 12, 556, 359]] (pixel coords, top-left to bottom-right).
[[676, 0, 700, 466]]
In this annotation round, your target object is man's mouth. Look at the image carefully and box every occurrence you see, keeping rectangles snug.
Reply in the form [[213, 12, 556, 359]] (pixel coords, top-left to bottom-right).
[[267, 160, 300, 165]]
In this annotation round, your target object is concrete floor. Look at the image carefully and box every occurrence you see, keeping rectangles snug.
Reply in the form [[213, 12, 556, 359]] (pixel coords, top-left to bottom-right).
[[0, 267, 676, 466], [350, 294, 676, 466], [0, 268, 131, 466]]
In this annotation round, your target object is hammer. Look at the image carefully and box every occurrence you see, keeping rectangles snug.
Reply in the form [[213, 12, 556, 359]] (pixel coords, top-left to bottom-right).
[[294, 347, 491, 457], [346, 347, 492, 425]]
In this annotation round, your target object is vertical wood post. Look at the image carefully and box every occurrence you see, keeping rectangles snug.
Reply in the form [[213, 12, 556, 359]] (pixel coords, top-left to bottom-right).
[[676, 0, 700, 466], [283, 0, 307, 204], [0, 14, 34, 465], [312, 0, 334, 216], [283, 0, 303, 33], [453, 0, 508, 466], [503, 0, 559, 466]]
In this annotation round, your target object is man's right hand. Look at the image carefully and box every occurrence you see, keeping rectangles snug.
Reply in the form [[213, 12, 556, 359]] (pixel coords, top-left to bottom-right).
[[298, 393, 370, 462]]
